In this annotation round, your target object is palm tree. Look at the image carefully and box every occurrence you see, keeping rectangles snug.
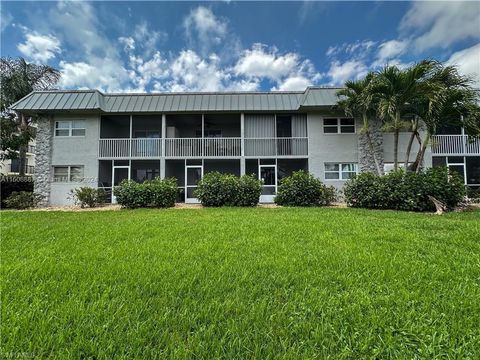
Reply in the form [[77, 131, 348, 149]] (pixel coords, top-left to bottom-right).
[[372, 60, 439, 170], [337, 73, 383, 175], [0, 57, 60, 176], [413, 68, 480, 172]]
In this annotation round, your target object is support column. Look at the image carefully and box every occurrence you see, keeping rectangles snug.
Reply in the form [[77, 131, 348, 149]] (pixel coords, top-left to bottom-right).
[[160, 114, 166, 178], [240, 112, 245, 175], [34, 116, 53, 207]]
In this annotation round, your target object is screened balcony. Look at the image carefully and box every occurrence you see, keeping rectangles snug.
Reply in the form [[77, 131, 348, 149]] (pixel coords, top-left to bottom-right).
[[431, 135, 480, 155]]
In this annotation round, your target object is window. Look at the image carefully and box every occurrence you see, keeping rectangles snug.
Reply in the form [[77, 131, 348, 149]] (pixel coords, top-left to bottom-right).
[[53, 166, 84, 182], [324, 163, 358, 180], [55, 120, 85, 136], [323, 118, 355, 134]]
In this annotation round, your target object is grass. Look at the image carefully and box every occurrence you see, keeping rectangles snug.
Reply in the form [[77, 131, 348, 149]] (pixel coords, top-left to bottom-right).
[[1, 207, 480, 359]]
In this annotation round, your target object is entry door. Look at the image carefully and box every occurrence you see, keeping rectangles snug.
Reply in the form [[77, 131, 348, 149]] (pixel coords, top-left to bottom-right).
[[185, 165, 203, 204], [112, 166, 130, 203], [259, 164, 276, 203]]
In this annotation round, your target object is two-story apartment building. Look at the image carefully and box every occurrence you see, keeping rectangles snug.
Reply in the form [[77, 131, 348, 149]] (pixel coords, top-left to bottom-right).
[[11, 87, 480, 206]]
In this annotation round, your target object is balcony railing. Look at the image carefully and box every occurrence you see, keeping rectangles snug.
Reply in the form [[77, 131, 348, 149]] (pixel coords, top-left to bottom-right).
[[431, 135, 480, 155], [164, 137, 241, 157], [244, 137, 308, 156], [99, 137, 307, 158]]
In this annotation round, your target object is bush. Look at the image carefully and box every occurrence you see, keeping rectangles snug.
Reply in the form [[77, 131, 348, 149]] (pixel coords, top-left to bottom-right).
[[344, 167, 465, 212], [4, 191, 43, 209], [194, 172, 262, 207], [0, 176, 34, 208], [235, 175, 263, 207], [69, 187, 106, 208], [114, 177, 177, 208], [275, 170, 336, 207]]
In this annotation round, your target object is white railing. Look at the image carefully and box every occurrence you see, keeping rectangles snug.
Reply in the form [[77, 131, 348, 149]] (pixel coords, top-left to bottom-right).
[[131, 138, 161, 158], [165, 138, 203, 157], [99, 138, 162, 158], [99, 138, 131, 158], [431, 135, 480, 155], [245, 137, 308, 156], [99, 137, 308, 158], [204, 138, 241, 157]]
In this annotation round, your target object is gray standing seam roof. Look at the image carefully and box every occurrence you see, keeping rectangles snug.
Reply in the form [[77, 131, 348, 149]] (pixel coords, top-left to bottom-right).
[[10, 87, 342, 113]]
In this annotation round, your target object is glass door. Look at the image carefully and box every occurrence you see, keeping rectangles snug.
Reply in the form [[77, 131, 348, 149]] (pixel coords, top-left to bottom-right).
[[259, 164, 276, 203], [185, 165, 203, 203], [112, 166, 130, 203]]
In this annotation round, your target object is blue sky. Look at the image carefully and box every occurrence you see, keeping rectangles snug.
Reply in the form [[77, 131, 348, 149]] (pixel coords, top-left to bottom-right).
[[1, 1, 479, 92]]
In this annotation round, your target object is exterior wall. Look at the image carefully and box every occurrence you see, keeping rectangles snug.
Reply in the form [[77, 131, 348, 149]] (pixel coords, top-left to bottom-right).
[[50, 114, 100, 205], [307, 112, 360, 191], [383, 131, 432, 168], [0, 140, 36, 175], [41, 110, 444, 205]]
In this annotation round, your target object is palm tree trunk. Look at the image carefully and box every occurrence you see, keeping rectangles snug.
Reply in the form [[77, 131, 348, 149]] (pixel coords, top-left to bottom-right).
[[404, 118, 418, 171], [362, 114, 382, 176], [410, 133, 423, 171], [365, 130, 382, 176], [415, 133, 431, 174]]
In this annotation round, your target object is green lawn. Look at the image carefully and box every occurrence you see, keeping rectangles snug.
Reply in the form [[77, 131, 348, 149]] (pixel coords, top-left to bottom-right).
[[1, 208, 480, 358]]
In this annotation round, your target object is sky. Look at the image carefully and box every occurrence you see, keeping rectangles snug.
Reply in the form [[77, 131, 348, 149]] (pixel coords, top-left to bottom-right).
[[1, 1, 479, 93]]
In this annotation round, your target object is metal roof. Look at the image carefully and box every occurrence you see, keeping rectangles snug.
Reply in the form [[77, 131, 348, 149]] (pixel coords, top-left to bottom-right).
[[10, 87, 341, 113]]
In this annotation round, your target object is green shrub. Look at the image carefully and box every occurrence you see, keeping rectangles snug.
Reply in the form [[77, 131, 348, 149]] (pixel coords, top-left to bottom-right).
[[275, 170, 336, 207], [114, 177, 177, 208], [194, 172, 262, 207], [4, 191, 43, 209], [466, 187, 480, 203], [344, 167, 465, 212], [69, 187, 106, 208], [1, 176, 34, 208], [235, 175, 263, 207]]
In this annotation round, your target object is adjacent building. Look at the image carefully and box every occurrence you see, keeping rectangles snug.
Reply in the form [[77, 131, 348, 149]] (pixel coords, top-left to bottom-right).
[[10, 87, 480, 206]]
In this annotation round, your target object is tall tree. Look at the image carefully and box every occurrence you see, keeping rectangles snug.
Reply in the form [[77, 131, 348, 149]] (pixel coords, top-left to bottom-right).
[[413, 68, 480, 172], [0, 57, 60, 176], [371, 60, 438, 170], [337, 73, 383, 175]]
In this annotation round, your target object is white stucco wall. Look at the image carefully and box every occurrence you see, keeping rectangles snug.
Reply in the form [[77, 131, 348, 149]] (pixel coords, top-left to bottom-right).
[[50, 114, 100, 205], [307, 112, 360, 191]]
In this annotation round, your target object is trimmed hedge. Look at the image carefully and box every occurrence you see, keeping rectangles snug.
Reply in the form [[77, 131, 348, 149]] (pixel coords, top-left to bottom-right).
[[194, 172, 262, 207], [114, 177, 178, 208], [343, 167, 465, 212], [1, 176, 34, 208], [69, 187, 106, 208], [275, 170, 336, 207]]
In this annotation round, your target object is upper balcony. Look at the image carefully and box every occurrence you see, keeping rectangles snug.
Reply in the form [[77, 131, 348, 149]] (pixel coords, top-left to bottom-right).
[[98, 114, 309, 159], [431, 135, 480, 155]]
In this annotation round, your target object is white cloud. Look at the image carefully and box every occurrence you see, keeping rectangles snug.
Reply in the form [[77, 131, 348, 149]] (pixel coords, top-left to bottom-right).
[[119, 36, 135, 52], [59, 59, 130, 92], [17, 32, 61, 63], [400, 2, 480, 52], [326, 40, 376, 58], [1, 11, 13, 32], [273, 76, 312, 91], [326, 60, 368, 85], [183, 6, 228, 56], [132, 21, 167, 56], [234, 43, 320, 90], [446, 43, 480, 88], [376, 39, 408, 64], [235, 44, 299, 81]]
